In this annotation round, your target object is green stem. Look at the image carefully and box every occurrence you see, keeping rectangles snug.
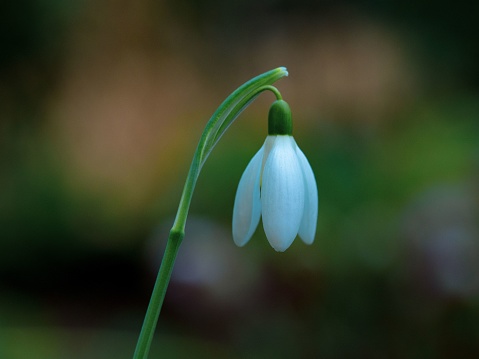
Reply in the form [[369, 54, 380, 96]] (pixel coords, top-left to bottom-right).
[[132, 67, 288, 359], [133, 229, 183, 359]]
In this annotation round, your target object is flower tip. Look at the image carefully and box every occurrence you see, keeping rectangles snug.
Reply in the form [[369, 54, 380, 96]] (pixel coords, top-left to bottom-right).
[[233, 225, 256, 247], [274, 66, 288, 77], [233, 237, 247, 248], [271, 243, 290, 252], [301, 236, 315, 246]]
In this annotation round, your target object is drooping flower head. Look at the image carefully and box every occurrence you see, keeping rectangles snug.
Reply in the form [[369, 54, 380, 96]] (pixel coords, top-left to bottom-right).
[[232, 100, 318, 251]]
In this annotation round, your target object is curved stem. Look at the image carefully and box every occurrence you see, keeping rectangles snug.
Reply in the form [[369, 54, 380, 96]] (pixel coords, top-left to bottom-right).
[[132, 67, 288, 359], [172, 84, 282, 232]]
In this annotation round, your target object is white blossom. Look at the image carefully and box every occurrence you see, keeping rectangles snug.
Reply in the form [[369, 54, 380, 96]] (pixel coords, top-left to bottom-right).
[[233, 135, 318, 251]]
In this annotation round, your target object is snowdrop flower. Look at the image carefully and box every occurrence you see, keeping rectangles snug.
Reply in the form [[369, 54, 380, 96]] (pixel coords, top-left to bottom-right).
[[232, 100, 318, 251]]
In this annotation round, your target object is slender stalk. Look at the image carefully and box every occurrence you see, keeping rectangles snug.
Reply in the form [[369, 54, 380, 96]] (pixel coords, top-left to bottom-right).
[[133, 229, 183, 359], [132, 67, 288, 359]]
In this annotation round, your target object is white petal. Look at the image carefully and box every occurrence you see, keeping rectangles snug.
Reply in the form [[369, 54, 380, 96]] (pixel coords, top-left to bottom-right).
[[261, 136, 277, 175], [294, 142, 318, 244], [261, 136, 305, 251], [232, 146, 263, 246]]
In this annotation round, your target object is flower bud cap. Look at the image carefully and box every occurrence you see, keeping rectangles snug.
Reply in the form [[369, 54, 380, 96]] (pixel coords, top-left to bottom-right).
[[268, 100, 292, 135]]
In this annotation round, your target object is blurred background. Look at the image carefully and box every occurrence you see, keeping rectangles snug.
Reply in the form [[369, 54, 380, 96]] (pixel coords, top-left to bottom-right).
[[1, 0, 479, 358]]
